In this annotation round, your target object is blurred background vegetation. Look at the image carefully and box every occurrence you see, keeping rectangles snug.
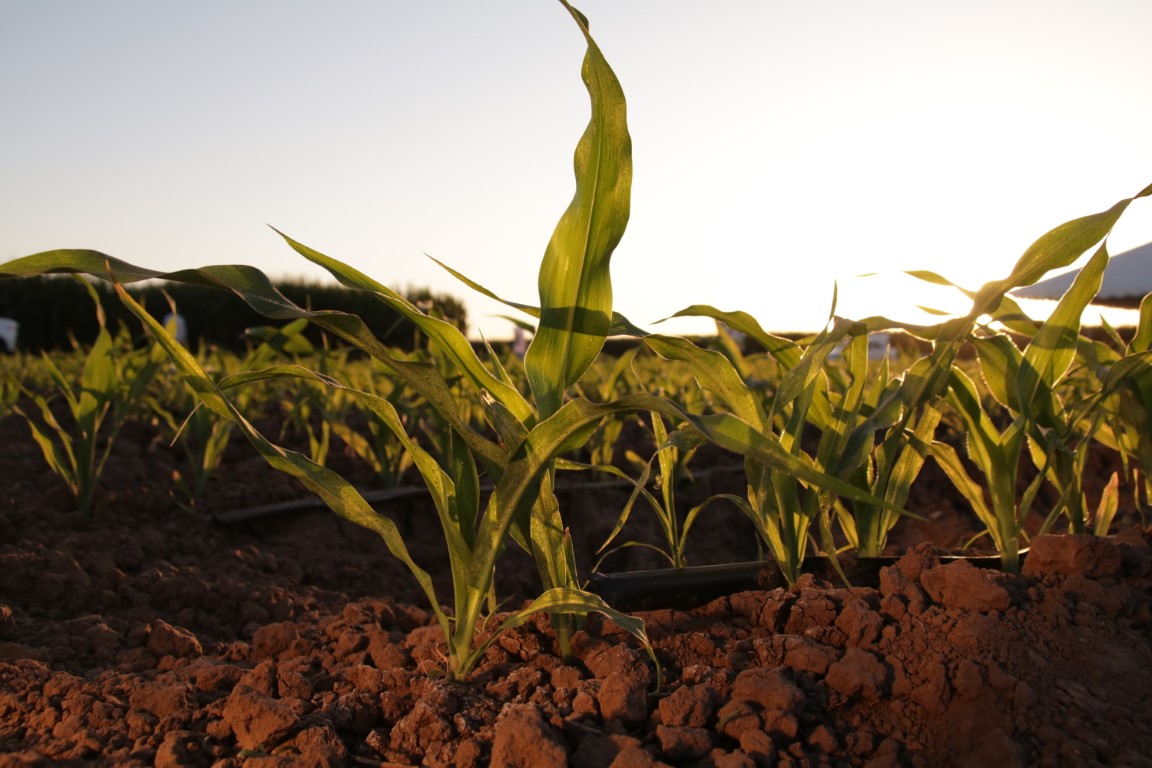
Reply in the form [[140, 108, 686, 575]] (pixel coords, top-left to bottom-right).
[[0, 276, 467, 353]]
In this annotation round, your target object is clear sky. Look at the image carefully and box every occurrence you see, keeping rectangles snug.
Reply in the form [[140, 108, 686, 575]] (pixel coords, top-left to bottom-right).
[[4, 0, 1151, 340]]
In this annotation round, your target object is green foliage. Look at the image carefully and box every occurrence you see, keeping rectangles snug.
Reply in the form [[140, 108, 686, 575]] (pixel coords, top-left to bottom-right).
[[326, 372, 418, 489], [11, 280, 162, 515], [931, 367, 1040, 573], [915, 206, 1148, 570], [1072, 293, 1152, 520], [0, 274, 466, 354], [151, 318, 317, 507], [1, 0, 1151, 686], [632, 309, 903, 585], [593, 411, 714, 570], [570, 345, 641, 468], [0, 1, 658, 682]]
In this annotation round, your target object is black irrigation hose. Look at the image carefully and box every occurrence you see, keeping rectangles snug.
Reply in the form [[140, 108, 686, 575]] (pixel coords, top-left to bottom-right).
[[212, 469, 1021, 614], [211, 486, 431, 525], [210, 478, 643, 525], [586, 553, 1018, 612]]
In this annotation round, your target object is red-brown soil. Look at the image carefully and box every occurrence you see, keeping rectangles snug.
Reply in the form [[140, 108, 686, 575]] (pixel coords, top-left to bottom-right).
[[2, 413, 1151, 767]]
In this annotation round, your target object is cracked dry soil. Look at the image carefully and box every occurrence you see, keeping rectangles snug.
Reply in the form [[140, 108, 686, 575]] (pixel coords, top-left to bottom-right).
[[2, 414, 1151, 767]]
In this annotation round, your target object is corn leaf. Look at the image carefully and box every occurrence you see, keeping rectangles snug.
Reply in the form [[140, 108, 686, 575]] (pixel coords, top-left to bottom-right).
[[971, 182, 1152, 315], [929, 442, 997, 535], [666, 305, 802, 369], [1093, 472, 1120, 536], [643, 334, 769, 430], [525, 0, 632, 418], [19, 395, 78, 491], [973, 334, 1023, 412], [1133, 294, 1152, 354], [274, 230, 534, 424], [1017, 244, 1109, 419]]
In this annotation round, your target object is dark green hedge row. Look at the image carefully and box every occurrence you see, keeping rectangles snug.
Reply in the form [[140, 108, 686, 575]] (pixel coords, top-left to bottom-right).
[[0, 276, 467, 353]]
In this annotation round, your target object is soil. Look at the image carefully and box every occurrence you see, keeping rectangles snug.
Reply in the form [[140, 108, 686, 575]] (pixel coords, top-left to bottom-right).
[[2, 411, 1152, 767]]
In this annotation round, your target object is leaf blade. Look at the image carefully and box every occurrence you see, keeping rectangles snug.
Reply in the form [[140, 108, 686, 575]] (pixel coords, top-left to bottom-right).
[[526, 2, 632, 417]]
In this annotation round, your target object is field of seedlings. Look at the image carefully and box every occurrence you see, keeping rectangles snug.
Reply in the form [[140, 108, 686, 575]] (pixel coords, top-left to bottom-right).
[[3, 3, 1152, 766]]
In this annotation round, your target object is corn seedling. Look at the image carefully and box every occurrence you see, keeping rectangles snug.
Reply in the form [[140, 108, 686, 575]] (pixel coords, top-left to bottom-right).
[[1076, 294, 1152, 520], [593, 410, 715, 570], [571, 346, 641, 468], [930, 366, 1044, 572], [0, 2, 667, 681], [13, 280, 162, 515], [328, 373, 417, 489], [805, 332, 916, 561], [1012, 244, 1113, 534], [835, 328, 982, 558], [153, 317, 315, 506], [631, 309, 900, 586], [917, 195, 1152, 570]]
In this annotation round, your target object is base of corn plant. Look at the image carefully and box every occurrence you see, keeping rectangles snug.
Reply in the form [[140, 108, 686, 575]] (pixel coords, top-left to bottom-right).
[[587, 552, 1018, 612]]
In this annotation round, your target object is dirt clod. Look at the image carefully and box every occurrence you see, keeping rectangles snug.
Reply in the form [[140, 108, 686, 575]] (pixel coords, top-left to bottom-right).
[[491, 704, 567, 767]]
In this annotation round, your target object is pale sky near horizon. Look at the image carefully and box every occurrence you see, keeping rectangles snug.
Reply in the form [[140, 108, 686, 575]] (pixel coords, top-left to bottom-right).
[[3, 0, 1152, 340]]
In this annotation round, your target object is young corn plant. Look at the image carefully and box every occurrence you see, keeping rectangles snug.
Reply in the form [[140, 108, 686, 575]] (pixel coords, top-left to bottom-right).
[[593, 410, 715, 570], [920, 193, 1152, 570], [571, 346, 641, 468], [1075, 294, 1152, 521], [1014, 247, 1115, 535], [631, 309, 902, 585], [968, 333, 1087, 539], [930, 365, 1043, 572], [741, 320, 939, 580], [807, 332, 919, 561], [153, 317, 315, 507], [0, 1, 667, 681], [740, 319, 861, 583], [13, 280, 162, 515], [826, 313, 1026, 559], [327, 373, 417, 489]]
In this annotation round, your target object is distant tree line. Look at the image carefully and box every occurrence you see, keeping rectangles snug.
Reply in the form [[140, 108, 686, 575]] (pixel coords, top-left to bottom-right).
[[0, 275, 467, 353]]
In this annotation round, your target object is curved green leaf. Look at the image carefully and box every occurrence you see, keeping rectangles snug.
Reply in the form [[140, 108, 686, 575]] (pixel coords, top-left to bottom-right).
[[274, 230, 534, 425], [643, 334, 769, 430], [1017, 244, 1108, 419], [526, 1, 632, 417], [973, 334, 1023, 411], [972, 184, 1152, 316], [666, 305, 802, 369]]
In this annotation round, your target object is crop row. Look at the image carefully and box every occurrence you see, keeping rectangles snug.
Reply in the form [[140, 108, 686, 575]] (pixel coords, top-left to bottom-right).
[[2, 1, 1149, 680]]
